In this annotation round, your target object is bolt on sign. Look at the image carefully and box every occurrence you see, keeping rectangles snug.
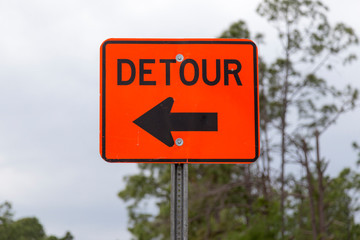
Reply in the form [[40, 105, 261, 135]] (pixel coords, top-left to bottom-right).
[[100, 39, 259, 163]]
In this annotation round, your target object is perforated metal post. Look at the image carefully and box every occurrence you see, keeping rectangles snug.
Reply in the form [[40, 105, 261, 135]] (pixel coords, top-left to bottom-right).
[[171, 164, 188, 240]]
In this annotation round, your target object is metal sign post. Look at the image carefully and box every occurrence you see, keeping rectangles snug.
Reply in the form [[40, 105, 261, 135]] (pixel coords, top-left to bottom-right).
[[99, 38, 260, 239], [171, 164, 188, 240]]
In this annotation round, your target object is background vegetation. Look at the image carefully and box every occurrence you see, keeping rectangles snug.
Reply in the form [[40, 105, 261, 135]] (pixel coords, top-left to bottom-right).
[[0, 201, 73, 240], [119, 0, 360, 239]]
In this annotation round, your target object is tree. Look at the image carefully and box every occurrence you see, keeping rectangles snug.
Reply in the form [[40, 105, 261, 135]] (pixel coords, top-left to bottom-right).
[[0, 201, 74, 240], [119, 0, 360, 239], [286, 168, 360, 240], [256, 0, 358, 238]]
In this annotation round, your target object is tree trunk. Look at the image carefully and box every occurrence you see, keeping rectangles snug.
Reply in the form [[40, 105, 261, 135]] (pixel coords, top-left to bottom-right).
[[280, 6, 291, 238], [302, 140, 318, 240], [315, 131, 326, 239], [280, 114, 286, 239]]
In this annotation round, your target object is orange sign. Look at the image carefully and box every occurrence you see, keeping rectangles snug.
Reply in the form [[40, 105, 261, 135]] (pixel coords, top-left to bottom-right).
[[100, 39, 259, 163]]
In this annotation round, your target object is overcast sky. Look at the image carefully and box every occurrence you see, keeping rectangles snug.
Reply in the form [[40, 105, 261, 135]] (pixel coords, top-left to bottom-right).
[[0, 0, 359, 239]]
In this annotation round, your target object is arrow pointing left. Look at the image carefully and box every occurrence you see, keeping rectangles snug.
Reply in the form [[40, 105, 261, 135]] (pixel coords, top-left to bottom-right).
[[133, 97, 218, 147]]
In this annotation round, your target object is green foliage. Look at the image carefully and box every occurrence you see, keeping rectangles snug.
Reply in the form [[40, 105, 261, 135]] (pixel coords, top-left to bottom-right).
[[46, 232, 74, 240], [219, 20, 250, 39], [353, 142, 360, 166], [118, 164, 171, 239], [0, 202, 74, 240], [9, 217, 46, 240], [286, 168, 360, 240], [0, 202, 13, 225], [325, 169, 360, 239], [120, 164, 283, 240], [120, 151, 360, 240]]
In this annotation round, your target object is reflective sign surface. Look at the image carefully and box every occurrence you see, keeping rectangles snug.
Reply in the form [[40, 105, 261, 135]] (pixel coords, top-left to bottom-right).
[[100, 39, 259, 163]]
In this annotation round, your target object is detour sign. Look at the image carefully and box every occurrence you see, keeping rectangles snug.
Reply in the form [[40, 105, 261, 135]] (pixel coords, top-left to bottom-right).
[[100, 39, 259, 163]]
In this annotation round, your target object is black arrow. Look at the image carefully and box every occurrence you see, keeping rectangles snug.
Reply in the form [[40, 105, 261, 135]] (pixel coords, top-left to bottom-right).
[[133, 97, 218, 147]]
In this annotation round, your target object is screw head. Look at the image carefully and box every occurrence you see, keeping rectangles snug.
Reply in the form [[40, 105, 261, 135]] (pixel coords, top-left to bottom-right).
[[175, 138, 183, 146], [176, 54, 184, 62]]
